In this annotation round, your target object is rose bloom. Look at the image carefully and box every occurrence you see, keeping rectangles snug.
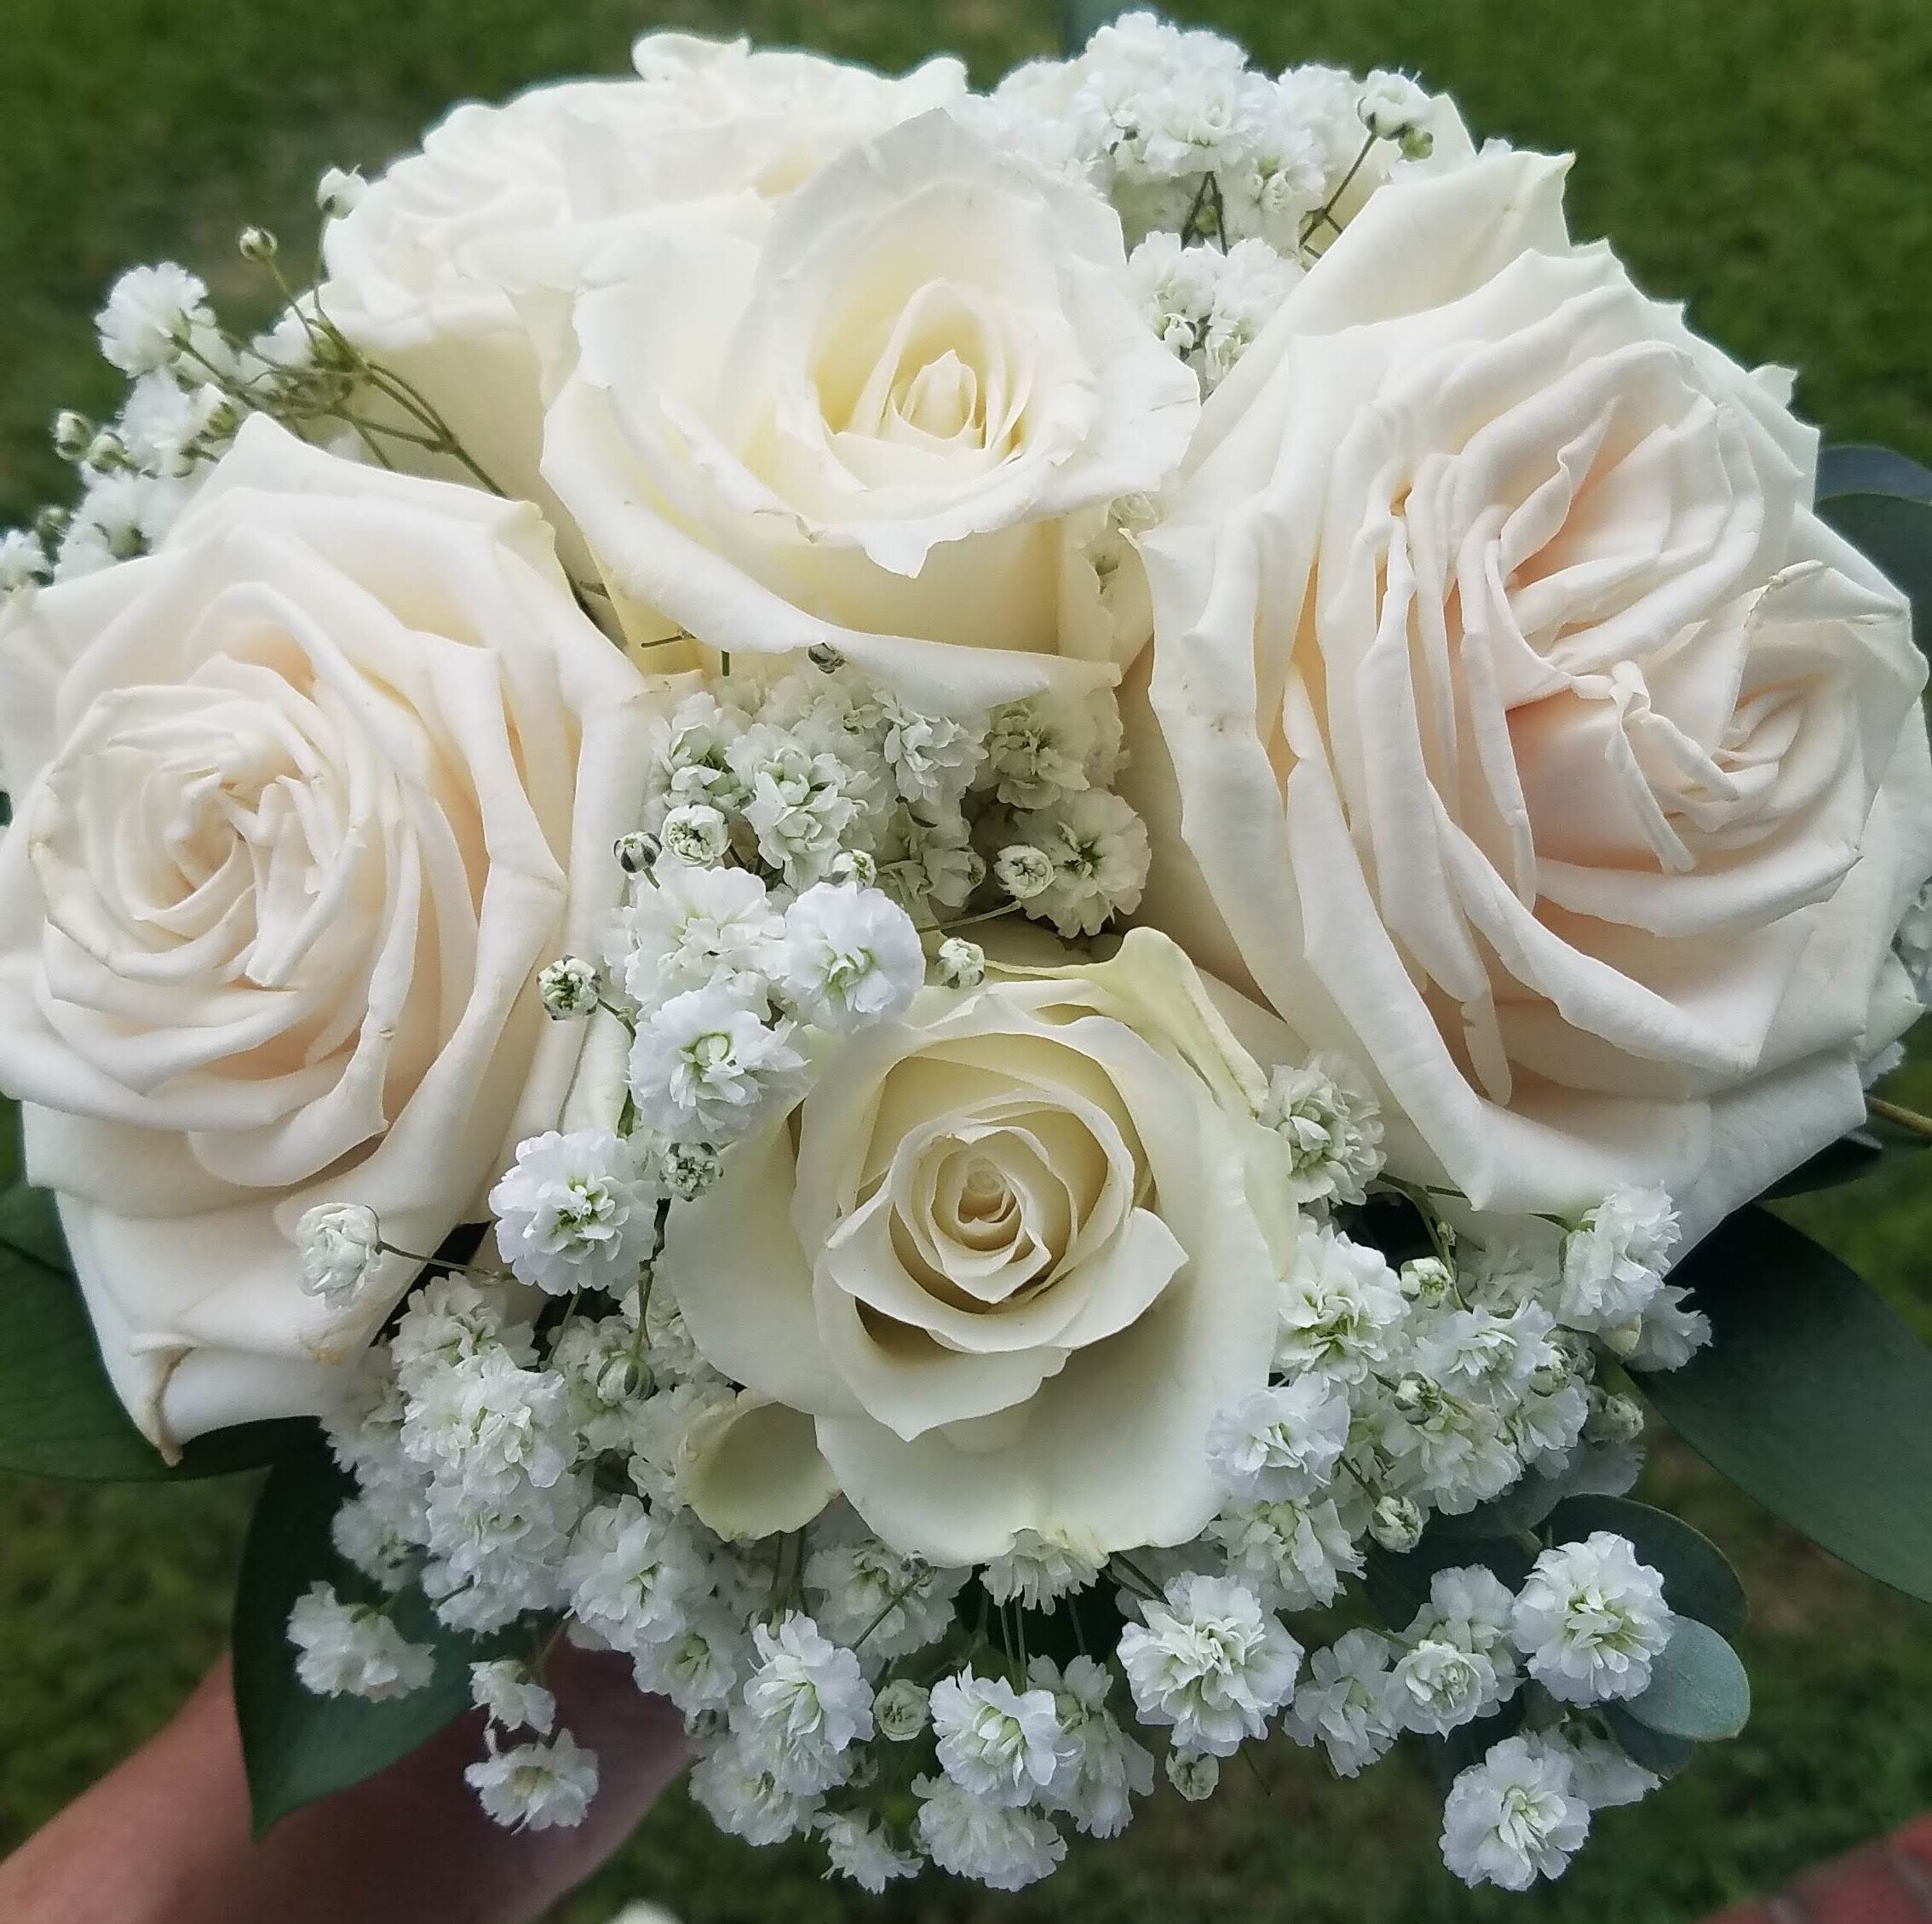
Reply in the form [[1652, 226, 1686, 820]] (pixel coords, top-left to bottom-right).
[[317, 34, 966, 564], [0, 419, 649, 1453], [536, 108, 1201, 710], [1128, 148, 1932, 1238], [663, 930, 1295, 1564]]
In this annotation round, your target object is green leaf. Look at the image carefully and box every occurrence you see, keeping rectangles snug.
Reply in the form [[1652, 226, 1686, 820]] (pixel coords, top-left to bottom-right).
[[1362, 1534, 1532, 1633], [1603, 1703, 1698, 1777], [1762, 1123, 1923, 1199], [1632, 1207, 1932, 1605], [0, 1098, 319, 1480], [1814, 444, 1932, 658], [1619, 1617, 1751, 1742], [1419, 1700, 1524, 1792], [1817, 442, 1932, 504], [233, 1450, 492, 1836], [1544, 1496, 1747, 1640]]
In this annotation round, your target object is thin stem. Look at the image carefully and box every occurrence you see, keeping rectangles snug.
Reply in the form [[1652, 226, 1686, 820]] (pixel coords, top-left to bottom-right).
[[1869, 1094, 1932, 1140], [1299, 132, 1378, 255], [853, 1571, 928, 1651]]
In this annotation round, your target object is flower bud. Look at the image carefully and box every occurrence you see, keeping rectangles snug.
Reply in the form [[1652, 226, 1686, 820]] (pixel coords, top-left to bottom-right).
[[1164, 1749, 1220, 1801], [1392, 1372, 1431, 1417], [537, 955, 600, 1020], [1585, 1386, 1646, 1446], [934, 937, 985, 990], [85, 429, 131, 473], [993, 844, 1054, 902], [52, 411, 94, 462], [294, 1202, 382, 1305], [1369, 1494, 1425, 1553], [874, 1678, 930, 1741], [239, 227, 279, 264], [614, 830, 659, 876], [33, 505, 72, 545], [806, 642, 846, 674]]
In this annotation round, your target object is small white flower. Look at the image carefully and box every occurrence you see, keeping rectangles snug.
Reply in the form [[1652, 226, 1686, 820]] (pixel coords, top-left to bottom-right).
[[1559, 1187, 1680, 1331], [1406, 1566, 1520, 1691], [663, 1141, 723, 1203], [537, 955, 601, 1020], [1274, 1224, 1406, 1381], [934, 936, 986, 990], [1205, 1376, 1351, 1501], [1390, 1638, 1501, 1736], [874, 1678, 932, 1742], [1003, 790, 1151, 938], [980, 691, 1118, 809], [661, 801, 733, 866], [879, 695, 985, 810], [1358, 69, 1434, 147], [981, 1529, 1104, 1611], [629, 1605, 743, 1719], [470, 1659, 556, 1737], [608, 860, 784, 1007], [116, 371, 227, 475], [778, 883, 925, 1032], [1032, 1655, 1154, 1839], [930, 1668, 1070, 1806], [1511, 1532, 1673, 1704], [817, 1812, 922, 1892], [1209, 1495, 1361, 1611], [1285, 1628, 1400, 1777], [1440, 1735, 1590, 1891], [1257, 1052, 1385, 1208], [802, 1528, 965, 1663], [1626, 1284, 1712, 1372], [564, 1496, 703, 1656], [0, 527, 49, 595], [490, 1130, 661, 1296], [628, 983, 808, 1144], [331, 1496, 415, 1592], [294, 1203, 382, 1306], [287, 1582, 434, 1702], [1118, 1573, 1302, 1757], [1164, 1747, 1220, 1801], [689, 1737, 821, 1846], [317, 164, 368, 216], [1544, 1722, 1662, 1811], [96, 263, 214, 375], [464, 1728, 599, 1831], [914, 1775, 1067, 1891], [738, 1611, 875, 1795]]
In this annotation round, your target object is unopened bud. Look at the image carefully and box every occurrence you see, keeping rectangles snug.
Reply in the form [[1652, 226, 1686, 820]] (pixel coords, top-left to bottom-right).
[[1400, 1255, 1453, 1306], [52, 411, 94, 462], [614, 830, 659, 876], [830, 848, 877, 887], [664, 1142, 722, 1203], [993, 844, 1054, 902], [1392, 1372, 1431, 1417], [806, 642, 846, 674], [316, 166, 367, 219], [934, 937, 986, 990], [239, 227, 279, 264], [1586, 1387, 1646, 1446], [874, 1679, 929, 1742], [1165, 1749, 1220, 1801], [661, 803, 729, 867], [1369, 1494, 1425, 1553]]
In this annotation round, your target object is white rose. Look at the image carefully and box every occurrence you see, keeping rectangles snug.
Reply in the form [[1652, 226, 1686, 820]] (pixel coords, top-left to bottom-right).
[[1128, 148, 1932, 1241], [663, 929, 1294, 1563], [0, 417, 651, 1454], [316, 37, 965, 564], [536, 109, 1202, 711]]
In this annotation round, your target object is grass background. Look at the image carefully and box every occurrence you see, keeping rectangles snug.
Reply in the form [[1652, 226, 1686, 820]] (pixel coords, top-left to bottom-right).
[[1, 1, 1929, 1919]]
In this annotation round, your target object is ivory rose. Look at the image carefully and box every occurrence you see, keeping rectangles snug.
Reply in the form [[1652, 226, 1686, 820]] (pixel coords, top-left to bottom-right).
[[1128, 148, 1932, 1240], [0, 417, 650, 1452], [534, 108, 1201, 711], [663, 929, 1294, 1563], [316, 35, 966, 556]]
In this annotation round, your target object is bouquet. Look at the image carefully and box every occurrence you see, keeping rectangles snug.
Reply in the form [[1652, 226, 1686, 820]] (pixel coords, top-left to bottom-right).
[[2, 5, 1929, 1900]]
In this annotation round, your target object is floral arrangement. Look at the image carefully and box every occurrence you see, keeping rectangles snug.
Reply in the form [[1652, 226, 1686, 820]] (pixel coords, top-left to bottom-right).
[[2, 7, 1930, 1903]]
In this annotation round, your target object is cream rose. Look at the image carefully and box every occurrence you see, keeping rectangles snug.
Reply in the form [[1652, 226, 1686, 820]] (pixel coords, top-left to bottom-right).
[[0, 417, 651, 1453], [316, 36, 966, 560], [1129, 148, 1932, 1241], [534, 109, 1202, 711], [663, 929, 1294, 1564]]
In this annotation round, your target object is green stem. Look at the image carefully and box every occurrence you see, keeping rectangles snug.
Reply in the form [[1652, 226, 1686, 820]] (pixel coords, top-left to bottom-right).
[[1869, 1094, 1932, 1140]]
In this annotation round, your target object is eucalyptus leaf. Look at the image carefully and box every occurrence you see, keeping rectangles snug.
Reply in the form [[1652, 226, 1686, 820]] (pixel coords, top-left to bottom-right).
[[1762, 1124, 1923, 1198], [1632, 1207, 1932, 1605], [1429, 1471, 1566, 1541], [1544, 1496, 1746, 1640], [234, 1450, 492, 1836], [1061, 0, 1126, 55], [1603, 1703, 1698, 1777], [1619, 1617, 1751, 1742], [1816, 442, 1932, 504], [1419, 1700, 1524, 1792]]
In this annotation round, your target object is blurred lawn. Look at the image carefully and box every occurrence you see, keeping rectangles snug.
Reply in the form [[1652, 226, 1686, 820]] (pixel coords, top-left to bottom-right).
[[2, 1, 1930, 1920]]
